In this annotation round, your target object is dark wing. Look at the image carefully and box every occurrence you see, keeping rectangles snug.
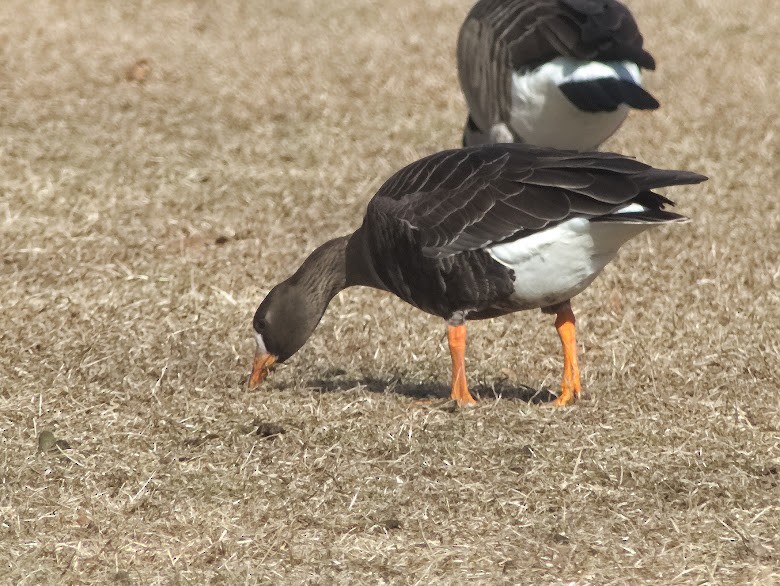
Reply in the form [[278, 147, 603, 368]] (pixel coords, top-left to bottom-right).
[[368, 144, 706, 259], [457, 0, 655, 131]]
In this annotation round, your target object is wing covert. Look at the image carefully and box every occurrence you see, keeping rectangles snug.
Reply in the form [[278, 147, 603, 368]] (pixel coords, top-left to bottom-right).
[[366, 145, 704, 260]]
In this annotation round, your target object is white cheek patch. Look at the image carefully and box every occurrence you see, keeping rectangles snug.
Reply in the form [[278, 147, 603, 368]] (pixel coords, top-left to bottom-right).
[[254, 331, 268, 354]]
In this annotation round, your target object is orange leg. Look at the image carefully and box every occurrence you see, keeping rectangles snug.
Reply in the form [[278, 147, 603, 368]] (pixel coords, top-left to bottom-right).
[[448, 324, 477, 406], [552, 302, 581, 407]]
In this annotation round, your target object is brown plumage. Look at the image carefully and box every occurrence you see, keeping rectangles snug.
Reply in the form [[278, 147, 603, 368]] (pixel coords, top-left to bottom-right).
[[248, 144, 706, 406]]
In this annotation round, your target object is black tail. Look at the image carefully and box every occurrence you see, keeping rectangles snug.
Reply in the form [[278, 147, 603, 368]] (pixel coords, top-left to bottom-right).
[[633, 169, 709, 191], [558, 78, 660, 113], [591, 209, 689, 224]]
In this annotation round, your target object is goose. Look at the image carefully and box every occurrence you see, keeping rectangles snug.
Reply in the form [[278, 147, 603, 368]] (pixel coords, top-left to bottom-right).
[[458, 0, 659, 150], [248, 144, 705, 406]]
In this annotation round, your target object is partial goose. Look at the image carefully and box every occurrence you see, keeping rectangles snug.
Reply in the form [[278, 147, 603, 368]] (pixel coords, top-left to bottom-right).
[[248, 144, 705, 406], [458, 0, 659, 150]]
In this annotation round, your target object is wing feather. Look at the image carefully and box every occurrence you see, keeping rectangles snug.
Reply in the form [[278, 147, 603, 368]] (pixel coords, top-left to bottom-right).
[[367, 144, 706, 259]]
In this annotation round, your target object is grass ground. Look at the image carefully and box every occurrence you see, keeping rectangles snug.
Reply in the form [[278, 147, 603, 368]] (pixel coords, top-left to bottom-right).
[[1, 0, 778, 584]]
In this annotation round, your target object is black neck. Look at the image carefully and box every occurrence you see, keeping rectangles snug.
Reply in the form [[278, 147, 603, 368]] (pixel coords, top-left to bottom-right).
[[345, 224, 385, 290]]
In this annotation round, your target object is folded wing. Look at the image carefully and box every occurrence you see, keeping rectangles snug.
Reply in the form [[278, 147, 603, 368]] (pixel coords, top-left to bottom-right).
[[368, 144, 706, 259]]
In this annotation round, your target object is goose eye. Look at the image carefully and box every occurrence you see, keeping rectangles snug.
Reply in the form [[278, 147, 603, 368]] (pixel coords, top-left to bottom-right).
[[254, 317, 267, 332]]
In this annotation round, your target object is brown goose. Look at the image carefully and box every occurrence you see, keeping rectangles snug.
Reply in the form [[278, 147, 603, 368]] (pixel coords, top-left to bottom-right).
[[458, 0, 658, 150], [248, 144, 705, 406]]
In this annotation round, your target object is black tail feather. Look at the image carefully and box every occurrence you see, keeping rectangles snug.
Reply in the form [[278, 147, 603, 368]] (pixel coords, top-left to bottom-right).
[[558, 78, 660, 112], [634, 169, 709, 191], [591, 210, 689, 223]]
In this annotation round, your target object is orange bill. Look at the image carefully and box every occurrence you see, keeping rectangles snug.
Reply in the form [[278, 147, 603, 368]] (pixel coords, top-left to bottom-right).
[[248, 350, 277, 389]]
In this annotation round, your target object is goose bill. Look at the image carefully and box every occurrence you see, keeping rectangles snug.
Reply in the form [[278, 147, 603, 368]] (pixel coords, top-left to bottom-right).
[[248, 351, 277, 388]]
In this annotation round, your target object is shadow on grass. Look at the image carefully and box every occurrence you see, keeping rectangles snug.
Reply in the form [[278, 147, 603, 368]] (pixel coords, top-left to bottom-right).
[[308, 375, 558, 405]]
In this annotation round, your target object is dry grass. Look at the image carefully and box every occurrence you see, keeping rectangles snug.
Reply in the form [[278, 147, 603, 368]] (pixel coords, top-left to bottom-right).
[[1, 0, 778, 584]]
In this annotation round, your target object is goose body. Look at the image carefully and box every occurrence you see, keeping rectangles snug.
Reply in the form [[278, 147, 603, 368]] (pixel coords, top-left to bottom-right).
[[249, 144, 706, 406], [458, 0, 658, 149]]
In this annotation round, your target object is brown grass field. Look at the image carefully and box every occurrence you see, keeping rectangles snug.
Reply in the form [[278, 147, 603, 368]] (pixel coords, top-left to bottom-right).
[[1, 0, 778, 583]]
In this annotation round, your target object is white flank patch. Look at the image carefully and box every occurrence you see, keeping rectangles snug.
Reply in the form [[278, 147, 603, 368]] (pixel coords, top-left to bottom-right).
[[510, 57, 642, 150], [486, 213, 655, 310]]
